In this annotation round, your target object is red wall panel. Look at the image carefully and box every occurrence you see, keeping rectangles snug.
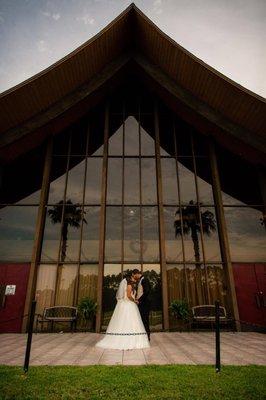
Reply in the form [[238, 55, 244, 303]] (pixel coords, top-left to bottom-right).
[[0, 263, 30, 333], [233, 263, 266, 328]]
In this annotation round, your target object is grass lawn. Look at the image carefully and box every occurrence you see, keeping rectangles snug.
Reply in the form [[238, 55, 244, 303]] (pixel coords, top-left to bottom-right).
[[0, 365, 265, 400]]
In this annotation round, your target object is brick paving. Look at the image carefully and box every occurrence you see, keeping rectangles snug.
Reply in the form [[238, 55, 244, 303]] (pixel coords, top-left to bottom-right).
[[0, 332, 265, 366]]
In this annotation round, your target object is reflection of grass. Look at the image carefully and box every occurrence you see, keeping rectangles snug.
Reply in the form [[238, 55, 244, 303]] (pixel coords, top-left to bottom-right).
[[1, 365, 265, 399]]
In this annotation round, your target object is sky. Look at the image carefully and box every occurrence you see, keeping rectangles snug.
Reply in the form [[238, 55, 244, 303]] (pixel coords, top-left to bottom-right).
[[0, 0, 265, 97]]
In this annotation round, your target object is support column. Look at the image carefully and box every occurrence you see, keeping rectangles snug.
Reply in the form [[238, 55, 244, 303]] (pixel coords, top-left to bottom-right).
[[154, 101, 169, 330], [209, 140, 240, 331], [22, 137, 53, 332], [257, 166, 266, 230], [96, 103, 109, 332]]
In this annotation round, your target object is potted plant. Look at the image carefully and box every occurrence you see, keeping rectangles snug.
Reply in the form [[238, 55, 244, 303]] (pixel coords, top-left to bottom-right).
[[169, 299, 191, 331], [78, 297, 97, 331]]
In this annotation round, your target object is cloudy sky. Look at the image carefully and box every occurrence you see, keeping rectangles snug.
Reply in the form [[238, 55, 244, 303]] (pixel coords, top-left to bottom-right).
[[0, 0, 265, 97]]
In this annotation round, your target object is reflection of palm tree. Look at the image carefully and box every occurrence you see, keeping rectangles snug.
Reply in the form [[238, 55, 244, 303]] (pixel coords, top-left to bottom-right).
[[174, 200, 216, 264], [48, 200, 87, 262]]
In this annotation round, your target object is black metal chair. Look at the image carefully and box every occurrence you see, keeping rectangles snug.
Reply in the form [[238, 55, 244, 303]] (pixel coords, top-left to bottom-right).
[[36, 306, 78, 332], [191, 305, 229, 329]]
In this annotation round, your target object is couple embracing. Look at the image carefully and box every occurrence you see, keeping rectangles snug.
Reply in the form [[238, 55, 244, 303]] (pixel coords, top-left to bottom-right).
[[96, 269, 151, 350]]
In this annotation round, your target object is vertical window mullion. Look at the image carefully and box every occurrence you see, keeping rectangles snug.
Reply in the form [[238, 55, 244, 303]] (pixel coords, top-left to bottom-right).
[[191, 133, 211, 304], [74, 122, 90, 305], [154, 101, 169, 330], [54, 132, 72, 306], [173, 116, 189, 301], [96, 103, 109, 332]]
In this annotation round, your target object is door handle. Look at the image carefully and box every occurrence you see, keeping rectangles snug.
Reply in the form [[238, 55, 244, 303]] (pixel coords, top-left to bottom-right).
[[255, 292, 265, 308], [255, 293, 261, 308]]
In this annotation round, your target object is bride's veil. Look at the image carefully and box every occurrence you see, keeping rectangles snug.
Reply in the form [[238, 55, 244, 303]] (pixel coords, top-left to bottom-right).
[[116, 278, 127, 300]]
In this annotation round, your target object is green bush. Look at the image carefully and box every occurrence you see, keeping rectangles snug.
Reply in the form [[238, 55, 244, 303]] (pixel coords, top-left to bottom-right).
[[77, 297, 97, 320], [170, 299, 191, 321]]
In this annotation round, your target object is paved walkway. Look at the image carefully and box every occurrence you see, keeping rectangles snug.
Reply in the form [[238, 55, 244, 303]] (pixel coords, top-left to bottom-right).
[[0, 332, 265, 366]]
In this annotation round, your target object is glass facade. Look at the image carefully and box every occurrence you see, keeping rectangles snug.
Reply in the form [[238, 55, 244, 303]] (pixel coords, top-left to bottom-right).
[[0, 87, 265, 332]]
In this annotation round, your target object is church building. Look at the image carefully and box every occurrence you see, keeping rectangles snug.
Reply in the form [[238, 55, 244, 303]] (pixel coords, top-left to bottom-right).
[[0, 4, 265, 333]]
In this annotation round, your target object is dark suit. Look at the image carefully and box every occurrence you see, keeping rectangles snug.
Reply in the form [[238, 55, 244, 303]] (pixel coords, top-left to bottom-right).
[[138, 277, 151, 340]]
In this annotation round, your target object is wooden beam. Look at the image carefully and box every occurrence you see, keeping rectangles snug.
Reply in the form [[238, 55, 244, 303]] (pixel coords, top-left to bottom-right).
[[95, 103, 109, 332], [133, 55, 266, 165], [154, 101, 169, 330], [0, 53, 132, 158], [22, 137, 53, 332], [209, 139, 240, 331]]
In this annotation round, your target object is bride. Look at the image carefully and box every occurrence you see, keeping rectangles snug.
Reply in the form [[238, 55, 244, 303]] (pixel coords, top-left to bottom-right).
[[95, 273, 150, 350]]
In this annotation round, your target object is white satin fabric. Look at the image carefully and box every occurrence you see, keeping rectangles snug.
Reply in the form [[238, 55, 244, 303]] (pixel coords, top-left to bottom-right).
[[95, 281, 150, 350]]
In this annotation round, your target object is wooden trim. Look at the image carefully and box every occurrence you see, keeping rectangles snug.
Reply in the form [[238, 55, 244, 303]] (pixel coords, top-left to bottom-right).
[[73, 121, 90, 305], [139, 100, 144, 271], [133, 55, 266, 162], [191, 134, 211, 304], [154, 101, 169, 330], [22, 137, 53, 332], [96, 103, 109, 332], [172, 116, 188, 301], [121, 102, 125, 274], [209, 139, 240, 331], [53, 133, 72, 306], [257, 167, 266, 231]]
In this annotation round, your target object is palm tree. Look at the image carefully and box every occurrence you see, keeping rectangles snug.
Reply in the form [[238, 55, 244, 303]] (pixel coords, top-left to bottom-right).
[[48, 200, 87, 262], [174, 200, 216, 264], [174, 200, 216, 304]]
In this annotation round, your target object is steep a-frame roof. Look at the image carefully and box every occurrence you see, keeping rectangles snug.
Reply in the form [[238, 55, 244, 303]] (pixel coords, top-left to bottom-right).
[[0, 3, 265, 164]]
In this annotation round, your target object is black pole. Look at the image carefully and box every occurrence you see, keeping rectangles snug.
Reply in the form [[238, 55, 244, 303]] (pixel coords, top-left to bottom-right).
[[215, 300, 221, 372], [23, 300, 36, 373]]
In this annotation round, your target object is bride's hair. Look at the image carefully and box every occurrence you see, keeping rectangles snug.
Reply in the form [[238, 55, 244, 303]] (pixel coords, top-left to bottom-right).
[[132, 268, 141, 275]]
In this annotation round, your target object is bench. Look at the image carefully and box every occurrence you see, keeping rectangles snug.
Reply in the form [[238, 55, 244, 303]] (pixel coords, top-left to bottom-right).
[[191, 305, 230, 329], [36, 306, 78, 332]]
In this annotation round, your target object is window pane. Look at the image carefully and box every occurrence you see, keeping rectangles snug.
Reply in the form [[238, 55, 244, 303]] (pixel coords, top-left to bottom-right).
[[41, 208, 61, 262], [167, 264, 186, 328], [178, 158, 197, 204], [107, 158, 122, 204], [178, 205, 204, 263], [124, 207, 140, 262], [105, 207, 122, 262], [0, 206, 37, 261], [185, 264, 208, 306], [48, 157, 68, 204], [78, 264, 98, 303], [141, 126, 155, 155], [102, 264, 122, 329], [125, 116, 139, 155], [200, 207, 221, 262], [142, 264, 162, 330], [81, 207, 100, 262], [109, 124, 123, 156], [225, 207, 266, 262], [206, 264, 228, 309], [36, 264, 57, 316], [55, 264, 78, 306], [66, 158, 85, 204], [164, 207, 183, 262], [195, 158, 214, 204], [43, 204, 83, 262], [142, 207, 160, 262], [167, 263, 228, 314], [85, 158, 102, 204], [124, 158, 140, 204], [161, 158, 179, 204], [142, 158, 157, 204]]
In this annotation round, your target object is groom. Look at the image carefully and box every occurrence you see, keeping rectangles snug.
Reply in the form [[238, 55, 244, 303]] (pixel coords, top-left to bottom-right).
[[132, 269, 151, 341]]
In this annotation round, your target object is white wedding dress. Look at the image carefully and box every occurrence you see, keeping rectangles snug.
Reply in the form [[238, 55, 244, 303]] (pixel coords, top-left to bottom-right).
[[96, 278, 150, 350]]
